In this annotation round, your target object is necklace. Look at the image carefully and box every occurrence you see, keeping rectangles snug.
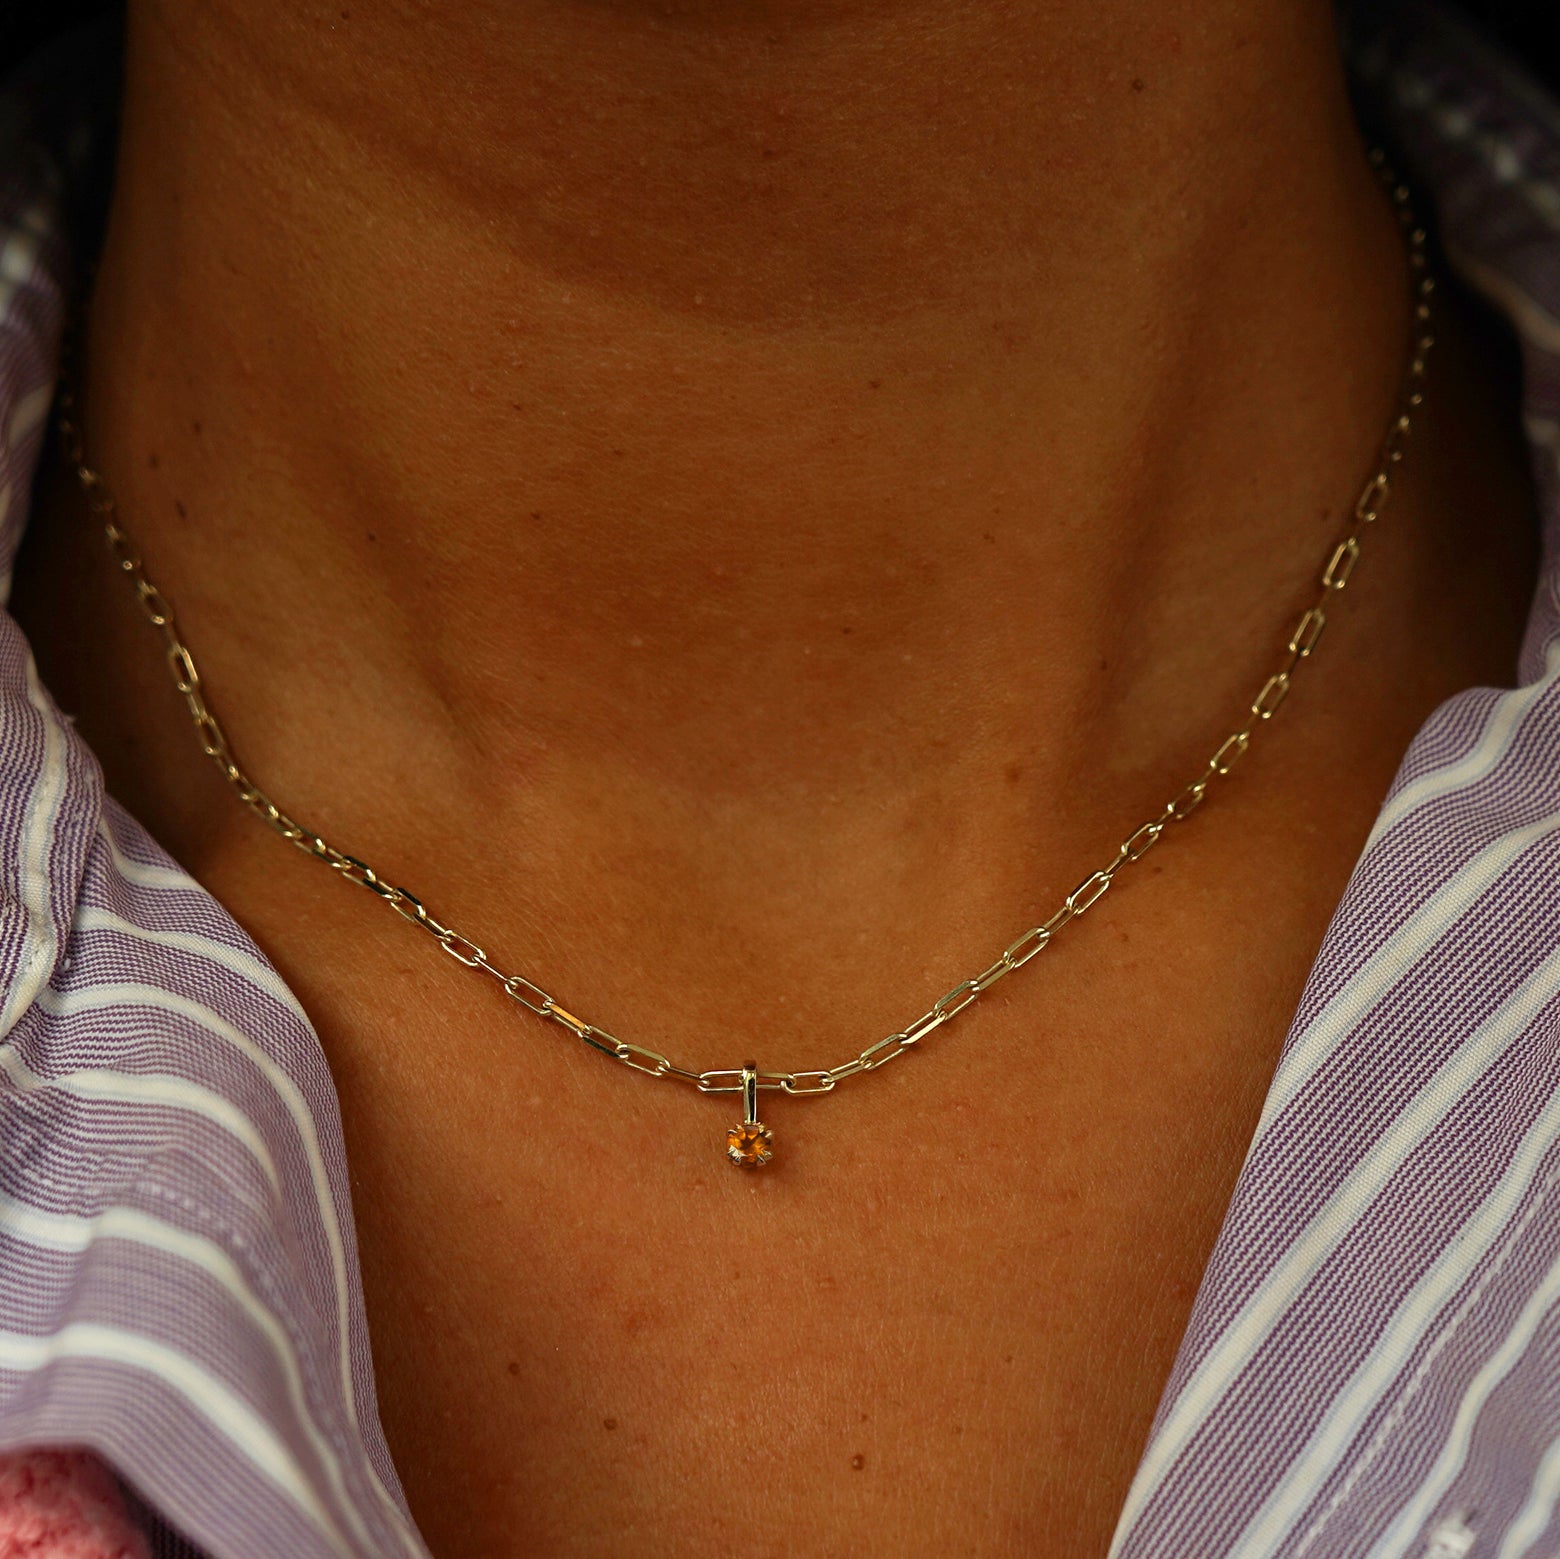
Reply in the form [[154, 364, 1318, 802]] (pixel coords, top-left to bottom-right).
[[57, 151, 1433, 1171]]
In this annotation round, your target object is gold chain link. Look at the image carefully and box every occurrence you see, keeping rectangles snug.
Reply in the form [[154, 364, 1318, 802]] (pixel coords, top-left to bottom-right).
[[56, 150, 1434, 1101]]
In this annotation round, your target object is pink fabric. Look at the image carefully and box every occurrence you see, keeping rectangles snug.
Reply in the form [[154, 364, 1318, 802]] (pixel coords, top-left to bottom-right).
[[0, 1451, 150, 1559]]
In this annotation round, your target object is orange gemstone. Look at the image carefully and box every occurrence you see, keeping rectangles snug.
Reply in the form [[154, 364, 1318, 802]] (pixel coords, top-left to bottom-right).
[[726, 1121, 773, 1168]]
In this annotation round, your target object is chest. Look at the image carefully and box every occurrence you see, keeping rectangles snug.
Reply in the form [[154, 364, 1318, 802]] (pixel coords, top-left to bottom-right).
[[305, 922, 1298, 1559]]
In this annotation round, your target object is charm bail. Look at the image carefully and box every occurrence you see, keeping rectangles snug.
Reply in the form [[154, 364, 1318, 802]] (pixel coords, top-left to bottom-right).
[[725, 1062, 774, 1168]]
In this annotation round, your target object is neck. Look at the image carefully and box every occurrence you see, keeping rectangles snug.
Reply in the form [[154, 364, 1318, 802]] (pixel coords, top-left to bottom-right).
[[69, 0, 1415, 878]]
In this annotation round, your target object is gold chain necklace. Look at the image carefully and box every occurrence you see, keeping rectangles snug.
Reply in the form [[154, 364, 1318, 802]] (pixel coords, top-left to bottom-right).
[[57, 151, 1434, 1170]]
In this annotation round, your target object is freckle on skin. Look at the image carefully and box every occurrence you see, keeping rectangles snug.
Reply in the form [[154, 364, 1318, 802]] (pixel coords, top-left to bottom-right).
[[175, 500, 187, 518], [506, 1361, 520, 1376], [603, 1418, 618, 1431], [851, 1454, 865, 1471], [1132, 77, 1146, 92], [148, 452, 159, 468]]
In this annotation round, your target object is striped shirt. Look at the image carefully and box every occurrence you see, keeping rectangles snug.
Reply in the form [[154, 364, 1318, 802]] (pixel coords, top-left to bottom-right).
[[4, 5, 1560, 1556]]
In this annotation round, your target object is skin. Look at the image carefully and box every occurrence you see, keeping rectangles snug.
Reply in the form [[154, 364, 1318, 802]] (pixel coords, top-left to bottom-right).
[[10, 0, 1541, 1552]]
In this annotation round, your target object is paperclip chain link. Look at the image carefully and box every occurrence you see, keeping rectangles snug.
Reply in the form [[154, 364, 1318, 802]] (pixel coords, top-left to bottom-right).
[[57, 152, 1435, 1101]]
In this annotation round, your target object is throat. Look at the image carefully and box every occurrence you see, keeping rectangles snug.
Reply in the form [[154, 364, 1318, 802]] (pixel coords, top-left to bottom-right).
[[24, 0, 1525, 1076], [72, 0, 1416, 802]]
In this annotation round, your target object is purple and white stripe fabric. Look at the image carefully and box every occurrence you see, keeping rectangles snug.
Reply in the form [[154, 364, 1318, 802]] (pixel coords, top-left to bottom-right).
[[4, 5, 1560, 1556]]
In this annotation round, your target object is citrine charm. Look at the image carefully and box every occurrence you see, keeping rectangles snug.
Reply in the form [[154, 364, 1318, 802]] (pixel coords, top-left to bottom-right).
[[726, 1063, 773, 1168]]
